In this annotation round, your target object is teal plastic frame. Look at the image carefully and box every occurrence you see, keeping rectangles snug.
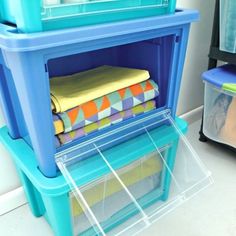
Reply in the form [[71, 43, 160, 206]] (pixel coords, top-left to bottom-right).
[[0, 117, 187, 236], [0, 0, 176, 32]]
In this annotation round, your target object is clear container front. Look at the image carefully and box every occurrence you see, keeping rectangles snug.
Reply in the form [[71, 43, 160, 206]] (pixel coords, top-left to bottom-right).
[[70, 151, 163, 235], [203, 82, 236, 148], [56, 109, 213, 236], [220, 0, 236, 53]]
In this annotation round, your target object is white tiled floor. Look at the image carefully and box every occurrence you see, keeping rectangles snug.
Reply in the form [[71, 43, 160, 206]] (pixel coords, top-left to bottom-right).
[[0, 120, 236, 236]]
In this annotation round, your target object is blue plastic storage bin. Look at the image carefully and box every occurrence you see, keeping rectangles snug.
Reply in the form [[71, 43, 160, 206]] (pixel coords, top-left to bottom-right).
[[0, 114, 213, 236], [0, 9, 199, 177], [0, 0, 176, 33]]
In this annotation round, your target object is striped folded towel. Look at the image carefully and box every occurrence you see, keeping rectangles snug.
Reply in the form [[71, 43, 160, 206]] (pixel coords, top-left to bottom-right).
[[55, 100, 156, 147], [53, 80, 159, 134], [71, 154, 162, 217]]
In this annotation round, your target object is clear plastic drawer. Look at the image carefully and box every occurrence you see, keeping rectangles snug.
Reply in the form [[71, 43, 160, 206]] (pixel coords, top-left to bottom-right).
[[56, 109, 213, 236]]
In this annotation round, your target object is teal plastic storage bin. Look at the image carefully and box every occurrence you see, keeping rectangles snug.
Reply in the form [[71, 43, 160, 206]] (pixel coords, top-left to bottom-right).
[[202, 64, 236, 148], [0, 0, 176, 32], [220, 0, 236, 53], [0, 112, 213, 236]]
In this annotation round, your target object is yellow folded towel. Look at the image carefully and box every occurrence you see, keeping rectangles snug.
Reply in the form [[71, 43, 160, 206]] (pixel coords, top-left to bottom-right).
[[54, 119, 64, 135], [71, 154, 162, 216], [50, 65, 150, 113]]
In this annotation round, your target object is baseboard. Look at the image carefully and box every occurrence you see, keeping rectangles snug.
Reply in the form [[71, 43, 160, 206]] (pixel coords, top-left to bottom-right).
[[179, 106, 203, 124], [0, 106, 203, 215], [0, 187, 26, 216]]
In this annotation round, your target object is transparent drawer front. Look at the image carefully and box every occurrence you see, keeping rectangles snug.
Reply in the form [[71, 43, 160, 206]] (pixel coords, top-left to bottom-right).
[[70, 151, 163, 235], [203, 82, 236, 148], [56, 110, 212, 236]]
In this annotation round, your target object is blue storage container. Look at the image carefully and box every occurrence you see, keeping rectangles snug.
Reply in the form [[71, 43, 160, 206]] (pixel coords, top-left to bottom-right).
[[0, 113, 213, 236], [0, 0, 176, 32], [0, 9, 199, 177]]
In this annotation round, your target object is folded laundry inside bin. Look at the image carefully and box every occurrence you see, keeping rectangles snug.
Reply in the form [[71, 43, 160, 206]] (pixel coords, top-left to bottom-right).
[[205, 94, 232, 136], [50, 65, 150, 113], [55, 100, 156, 147], [53, 79, 159, 134]]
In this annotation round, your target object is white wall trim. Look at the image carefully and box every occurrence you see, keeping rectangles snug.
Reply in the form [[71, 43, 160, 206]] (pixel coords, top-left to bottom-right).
[[0, 187, 26, 216], [179, 105, 203, 124], [0, 106, 203, 216]]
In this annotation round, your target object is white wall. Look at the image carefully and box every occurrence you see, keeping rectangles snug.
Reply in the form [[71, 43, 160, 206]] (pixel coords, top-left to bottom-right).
[[0, 0, 216, 203], [177, 0, 215, 115], [0, 108, 21, 196]]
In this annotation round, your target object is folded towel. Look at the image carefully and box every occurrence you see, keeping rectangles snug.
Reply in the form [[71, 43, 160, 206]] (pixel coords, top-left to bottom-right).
[[55, 100, 156, 147], [53, 80, 159, 134], [205, 94, 232, 136], [219, 97, 236, 147], [50, 65, 150, 113], [53, 115, 64, 135], [72, 153, 162, 217]]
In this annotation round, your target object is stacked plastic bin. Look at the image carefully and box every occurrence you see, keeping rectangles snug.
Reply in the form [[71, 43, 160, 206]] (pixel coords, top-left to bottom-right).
[[0, 0, 176, 32], [203, 64, 236, 149], [0, 1, 213, 236]]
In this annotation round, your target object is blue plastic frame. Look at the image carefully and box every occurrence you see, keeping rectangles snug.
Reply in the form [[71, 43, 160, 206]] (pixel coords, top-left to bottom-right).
[[0, 9, 199, 177]]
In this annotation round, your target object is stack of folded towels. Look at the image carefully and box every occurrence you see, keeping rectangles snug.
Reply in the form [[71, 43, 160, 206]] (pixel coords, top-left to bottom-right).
[[50, 65, 159, 147]]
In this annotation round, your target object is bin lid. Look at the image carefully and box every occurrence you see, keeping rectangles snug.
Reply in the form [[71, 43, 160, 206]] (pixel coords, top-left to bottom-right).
[[202, 64, 236, 94]]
